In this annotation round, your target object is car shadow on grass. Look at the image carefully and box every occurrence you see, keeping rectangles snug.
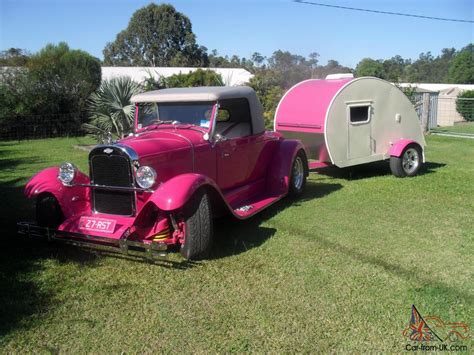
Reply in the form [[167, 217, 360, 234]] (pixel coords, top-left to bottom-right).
[[0, 180, 198, 340], [311, 161, 446, 180], [0, 172, 113, 339], [0, 177, 341, 338], [211, 181, 343, 259]]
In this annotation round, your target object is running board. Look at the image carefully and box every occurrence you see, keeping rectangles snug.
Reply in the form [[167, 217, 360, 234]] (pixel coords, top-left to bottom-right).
[[233, 195, 280, 218]]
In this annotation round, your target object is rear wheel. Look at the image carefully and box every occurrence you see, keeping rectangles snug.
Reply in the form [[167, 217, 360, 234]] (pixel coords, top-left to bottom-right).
[[180, 190, 213, 260], [36, 193, 64, 228], [390, 144, 423, 177], [288, 150, 307, 197]]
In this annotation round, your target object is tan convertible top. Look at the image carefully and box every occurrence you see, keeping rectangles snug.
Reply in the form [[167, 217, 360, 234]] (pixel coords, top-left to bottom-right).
[[131, 86, 265, 134]]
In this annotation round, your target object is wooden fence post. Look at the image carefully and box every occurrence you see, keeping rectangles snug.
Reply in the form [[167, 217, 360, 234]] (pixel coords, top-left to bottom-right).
[[421, 93, 430, 134]]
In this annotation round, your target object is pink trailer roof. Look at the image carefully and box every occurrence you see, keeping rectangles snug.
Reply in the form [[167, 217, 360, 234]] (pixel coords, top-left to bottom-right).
[[274, 78, 352, 133]]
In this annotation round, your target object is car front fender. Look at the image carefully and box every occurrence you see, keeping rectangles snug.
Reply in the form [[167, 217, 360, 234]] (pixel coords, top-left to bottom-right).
[[25, 167, 90, 218], [266, 139, 307, 196], [145, 173, 222, 212]]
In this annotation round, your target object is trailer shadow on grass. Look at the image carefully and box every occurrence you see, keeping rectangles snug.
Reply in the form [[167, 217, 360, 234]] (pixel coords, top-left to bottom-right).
[[311, 160, 446, 180], [211, 181, 343, 259]]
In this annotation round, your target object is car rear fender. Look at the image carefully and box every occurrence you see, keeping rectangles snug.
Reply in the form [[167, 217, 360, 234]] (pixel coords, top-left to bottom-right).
[[266, 139, 307, 196], [25, 167, 90, 218], [144, 173, 227, 213], [389, 139, 425, 162]]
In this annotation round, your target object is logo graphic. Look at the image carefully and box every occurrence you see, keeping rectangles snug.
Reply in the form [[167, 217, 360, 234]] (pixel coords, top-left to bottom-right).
[[402, 305, 470, 342], [103, 148, 113, 154]]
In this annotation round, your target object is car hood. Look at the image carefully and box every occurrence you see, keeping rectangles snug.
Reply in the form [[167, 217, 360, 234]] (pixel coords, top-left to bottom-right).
[[118, 128, 206, 158]]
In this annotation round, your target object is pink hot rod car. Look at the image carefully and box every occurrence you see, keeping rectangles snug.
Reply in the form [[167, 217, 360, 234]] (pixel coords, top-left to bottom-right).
[[18, 86, 308, 260]]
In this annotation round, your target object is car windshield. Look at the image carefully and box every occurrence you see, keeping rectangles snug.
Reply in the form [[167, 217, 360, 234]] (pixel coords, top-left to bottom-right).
[[137, 102, 215, 130]]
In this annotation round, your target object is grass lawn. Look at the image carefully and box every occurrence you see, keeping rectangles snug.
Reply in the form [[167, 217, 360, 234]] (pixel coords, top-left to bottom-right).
[[432, 121, 474, 135], [0, 136, 472, 352]]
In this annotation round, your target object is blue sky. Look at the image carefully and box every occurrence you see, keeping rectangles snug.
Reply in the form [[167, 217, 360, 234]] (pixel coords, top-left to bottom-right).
[[1, 0, 472, 67]]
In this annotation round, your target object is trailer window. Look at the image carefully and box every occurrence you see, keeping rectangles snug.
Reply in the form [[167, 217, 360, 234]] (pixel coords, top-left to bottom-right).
[[349, 106, 371, 123]]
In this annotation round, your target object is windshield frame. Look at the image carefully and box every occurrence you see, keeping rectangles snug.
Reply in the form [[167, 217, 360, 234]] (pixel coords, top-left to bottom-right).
[[134, 101, 218, 133]]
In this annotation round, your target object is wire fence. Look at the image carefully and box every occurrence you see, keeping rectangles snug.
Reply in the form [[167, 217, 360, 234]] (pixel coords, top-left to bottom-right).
[[436, 97, 473, 127], [410, 94, 473, 130], [0, 112, 88, 141]]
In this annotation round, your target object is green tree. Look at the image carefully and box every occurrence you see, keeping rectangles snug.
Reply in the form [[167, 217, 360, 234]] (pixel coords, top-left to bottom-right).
[[251, 52, 266, 68], [433, 48, 456, 82], [142, 69, 223, 90], [248, 70, 284, 128], [103, 3, 207, 67], [355, 58, 386, 79], [448, 44, 473, 84], [27, 42, 102, 113], [456, 90, 474, 121], [382, 55, 410, 82], [84, 77, 142, 142], [267, 50, 312, 88], [405, 52, 437, 83], [164, 69, 223, 88], [0, 43, 101, 139], [0, 48, 30, 66], [312, 59, 352, 79]]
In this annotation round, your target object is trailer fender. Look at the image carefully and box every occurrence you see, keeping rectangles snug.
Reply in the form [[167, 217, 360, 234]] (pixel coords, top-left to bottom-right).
[[146, 173, 223, 212], [389, 139, 424, 162], [25, 167, 90, 218], [267, 139, 307, 196]]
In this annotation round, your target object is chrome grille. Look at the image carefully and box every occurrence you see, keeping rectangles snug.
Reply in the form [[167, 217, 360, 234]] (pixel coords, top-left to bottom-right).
[[89, 146, 136, 216]]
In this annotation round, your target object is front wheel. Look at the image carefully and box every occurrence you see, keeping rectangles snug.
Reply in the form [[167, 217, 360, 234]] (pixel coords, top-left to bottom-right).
[[288, 150, 307, 197], [36, 193, 64, 228], [180, 190, 213, 260], [390, 144, 423, 177]]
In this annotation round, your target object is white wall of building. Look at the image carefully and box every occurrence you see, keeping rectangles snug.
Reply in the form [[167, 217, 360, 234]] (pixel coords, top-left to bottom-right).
[[101, 67, 253, 87]]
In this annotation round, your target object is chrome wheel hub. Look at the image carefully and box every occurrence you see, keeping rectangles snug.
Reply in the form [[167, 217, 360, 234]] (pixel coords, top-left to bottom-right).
[[402, 148, 420, 174], [292, 157, 304, 190]]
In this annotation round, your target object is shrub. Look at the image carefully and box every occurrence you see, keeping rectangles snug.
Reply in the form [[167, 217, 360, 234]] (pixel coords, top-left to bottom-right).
[[27, 42, 102, 114], [84, 77, 142, 142], [0, 43, 101, 140], [456, 90, 474, 121], [248, 71, 284, 129]]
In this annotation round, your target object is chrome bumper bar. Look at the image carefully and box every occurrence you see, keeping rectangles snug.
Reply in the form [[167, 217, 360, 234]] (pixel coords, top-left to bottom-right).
[[17, 222, 168, 260], [69, 182, 154, 193]]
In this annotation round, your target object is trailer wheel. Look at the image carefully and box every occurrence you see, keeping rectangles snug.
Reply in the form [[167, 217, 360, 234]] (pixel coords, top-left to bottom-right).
[[289, 150, 307, 197], [180, 189, 213, 260], [36, 193, 64, 228], [390, 144, 423, 177]]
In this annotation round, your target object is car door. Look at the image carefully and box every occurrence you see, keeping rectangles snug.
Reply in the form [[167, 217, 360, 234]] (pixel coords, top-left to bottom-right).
[[216, 135, 252, 190]]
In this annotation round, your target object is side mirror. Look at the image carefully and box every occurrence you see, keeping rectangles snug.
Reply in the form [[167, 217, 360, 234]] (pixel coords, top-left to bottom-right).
[[213, 133, 227, 143]]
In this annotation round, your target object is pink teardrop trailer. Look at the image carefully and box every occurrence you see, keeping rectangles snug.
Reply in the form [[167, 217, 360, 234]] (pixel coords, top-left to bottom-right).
[[274, 75, 426, 177]]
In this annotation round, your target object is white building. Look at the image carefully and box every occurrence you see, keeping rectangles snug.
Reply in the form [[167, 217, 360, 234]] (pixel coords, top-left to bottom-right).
[[101, 67, 253, 87]]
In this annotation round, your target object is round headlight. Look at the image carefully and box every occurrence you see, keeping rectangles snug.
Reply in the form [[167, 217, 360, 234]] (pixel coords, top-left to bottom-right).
[[58, 162, 76, 185], [136, 166, 156, 189]]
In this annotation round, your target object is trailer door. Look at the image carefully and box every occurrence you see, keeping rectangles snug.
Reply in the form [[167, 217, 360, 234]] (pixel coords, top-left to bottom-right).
[[347, 104, 373, 160]]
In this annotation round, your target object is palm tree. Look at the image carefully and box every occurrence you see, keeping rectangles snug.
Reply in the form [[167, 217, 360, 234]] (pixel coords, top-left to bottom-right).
[[83, 76, 142, 142]]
